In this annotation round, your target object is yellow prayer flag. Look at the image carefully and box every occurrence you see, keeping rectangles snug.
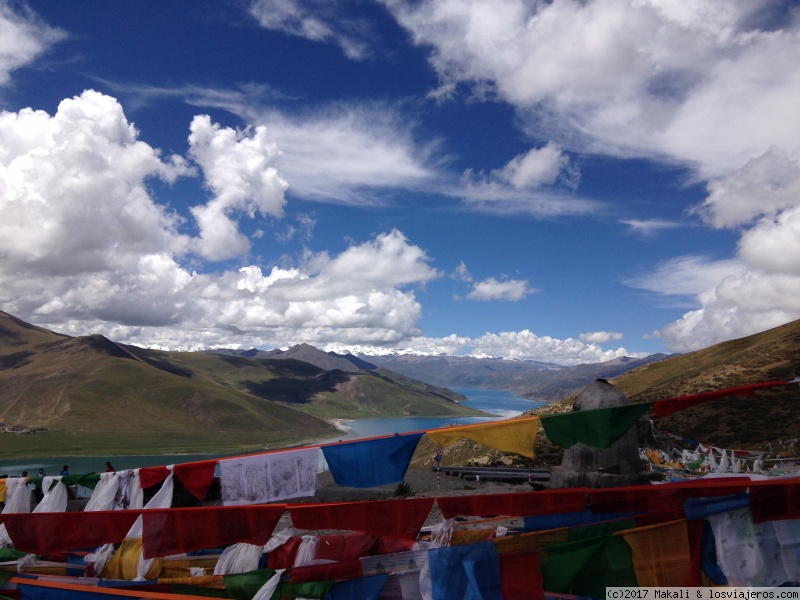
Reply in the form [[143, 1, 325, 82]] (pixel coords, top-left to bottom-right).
[[619, 519, 692, 587], [426, 416, 540, 459]]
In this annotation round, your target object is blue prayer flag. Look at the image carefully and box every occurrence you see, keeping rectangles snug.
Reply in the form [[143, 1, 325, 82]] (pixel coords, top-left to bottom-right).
[[322, 432, 424, 488], [428, 541, 503, 600]]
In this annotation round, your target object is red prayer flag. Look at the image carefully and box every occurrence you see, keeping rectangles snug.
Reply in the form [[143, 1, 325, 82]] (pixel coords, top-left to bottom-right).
[[499, 551, 544, 600], [139, 466, 171, 489], [289, 498, 435, 540], [174, 460, 217, 500], [142, 504, 286, 558], [652, 380, 793, 417], [2, 510, 141, 555], [266, 535, 301, 569], [437, 489, 587, 520], [289, 559, 363, 583], [589, 479, 749, 514], [749, 478, 800, 523], [315, 533, 379, 562]]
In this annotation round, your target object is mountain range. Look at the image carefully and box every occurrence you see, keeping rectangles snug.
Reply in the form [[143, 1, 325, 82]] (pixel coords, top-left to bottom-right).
[[0, 311, 478, 458], [3, 308, 798, 460]]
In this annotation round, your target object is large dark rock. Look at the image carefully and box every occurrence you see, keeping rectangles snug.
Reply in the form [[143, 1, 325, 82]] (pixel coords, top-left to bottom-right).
[[549, 379, 649, 488]]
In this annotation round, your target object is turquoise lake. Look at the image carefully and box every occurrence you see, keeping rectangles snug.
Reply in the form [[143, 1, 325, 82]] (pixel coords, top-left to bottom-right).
[[0, 387, 544, 477]]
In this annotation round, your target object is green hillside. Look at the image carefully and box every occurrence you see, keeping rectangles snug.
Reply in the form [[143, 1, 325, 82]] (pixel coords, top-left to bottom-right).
[[0, 312, 480, 458], [530, 319, 800, 453]]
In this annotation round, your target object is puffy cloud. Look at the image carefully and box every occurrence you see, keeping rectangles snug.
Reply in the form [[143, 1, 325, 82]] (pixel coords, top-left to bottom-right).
[[328, 329, 636, 365], [579, 331, 623, 344], [456, 143, 591, 216], [249, 0, 371, 60], [492, 143, 577, 190], [0, 2, 65, 85], [431, 330, 632, 364], [693, 149, 800, 229], [188, 115, 288, 260], [0, 91, 442, 347], [465, 277, 536, 302], [383, 0, 800, 178], [646, 150, 800, 351]]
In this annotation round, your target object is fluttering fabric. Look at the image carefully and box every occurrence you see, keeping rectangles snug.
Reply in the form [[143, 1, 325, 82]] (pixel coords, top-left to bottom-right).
[[1, 510, 140, 555], [750, 479, 800, 522], [173, 459, 217, 500], [652, 380, 794, 417], [683, 492, 750, 520], [2, 477, 30, 514], [426, 416, 540, 459], [540, 534, 638, 597], [588, 479, 748, 515], [499, 550, 544, 600], [321, 432, 424, 488], [772, 519, 800, 583], [213, 543, 264, 575], [620, 519, 692, 586], [428, 540, 503, 600], [85, 472, 120, 512], [289, 558, 363, 583], [325, 573, 388, 600], [142, 504, 286, 559], [541, 403, 651, 449], [32, 476, 68, 513], [219, 447, 318, 505], [289, 497, 435, 539], [437, 489, 587, 520], [708, 506, 791, 587]]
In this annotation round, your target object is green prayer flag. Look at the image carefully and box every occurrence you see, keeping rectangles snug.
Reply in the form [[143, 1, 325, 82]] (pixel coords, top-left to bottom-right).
[[573, 536, 638, 597], [541, 534, 638, 595], [541, 537, 606, 592], [278, 580, 333, 599], [224, 568, 277, 600], [540, 402, 652, 449]]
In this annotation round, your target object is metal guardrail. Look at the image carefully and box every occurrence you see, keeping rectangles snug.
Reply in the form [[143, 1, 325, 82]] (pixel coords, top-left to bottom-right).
[[433, 465, 550, 482]]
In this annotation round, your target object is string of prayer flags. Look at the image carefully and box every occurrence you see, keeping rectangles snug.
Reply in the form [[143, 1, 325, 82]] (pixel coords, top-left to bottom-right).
[[1, 510, 140, 556], [321, 432, 424, 488], [289, 497, 435, 539], [142, 504, 286, 559], [426, 416, 540, 459], [652, 379, 798, 417], [437, 489, 588, 520]]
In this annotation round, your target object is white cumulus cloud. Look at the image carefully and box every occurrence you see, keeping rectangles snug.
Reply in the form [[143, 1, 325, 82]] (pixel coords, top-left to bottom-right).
[[188, 115, 288, 260], [0, 90, 443, 348], [465, 277, 537, 302], [579, 331, 624, 344]]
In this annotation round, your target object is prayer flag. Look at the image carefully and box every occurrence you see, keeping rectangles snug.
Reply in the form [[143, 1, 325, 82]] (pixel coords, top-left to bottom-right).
[[540, 403, 651, 449], [426, 416, 540, 459], [289, 497, 434, 539], [437, 489, 587, 520], [652, 380, 793, 417], [219, 448, 318, 505], [142, 504, 286, 558], [1, 510, 140, 556], [428, 540, 503, 600], [321, 432, 424, 488]]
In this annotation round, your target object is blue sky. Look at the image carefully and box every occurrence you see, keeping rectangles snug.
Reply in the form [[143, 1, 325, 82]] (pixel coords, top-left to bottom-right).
[[1, 0, 799, 365]]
